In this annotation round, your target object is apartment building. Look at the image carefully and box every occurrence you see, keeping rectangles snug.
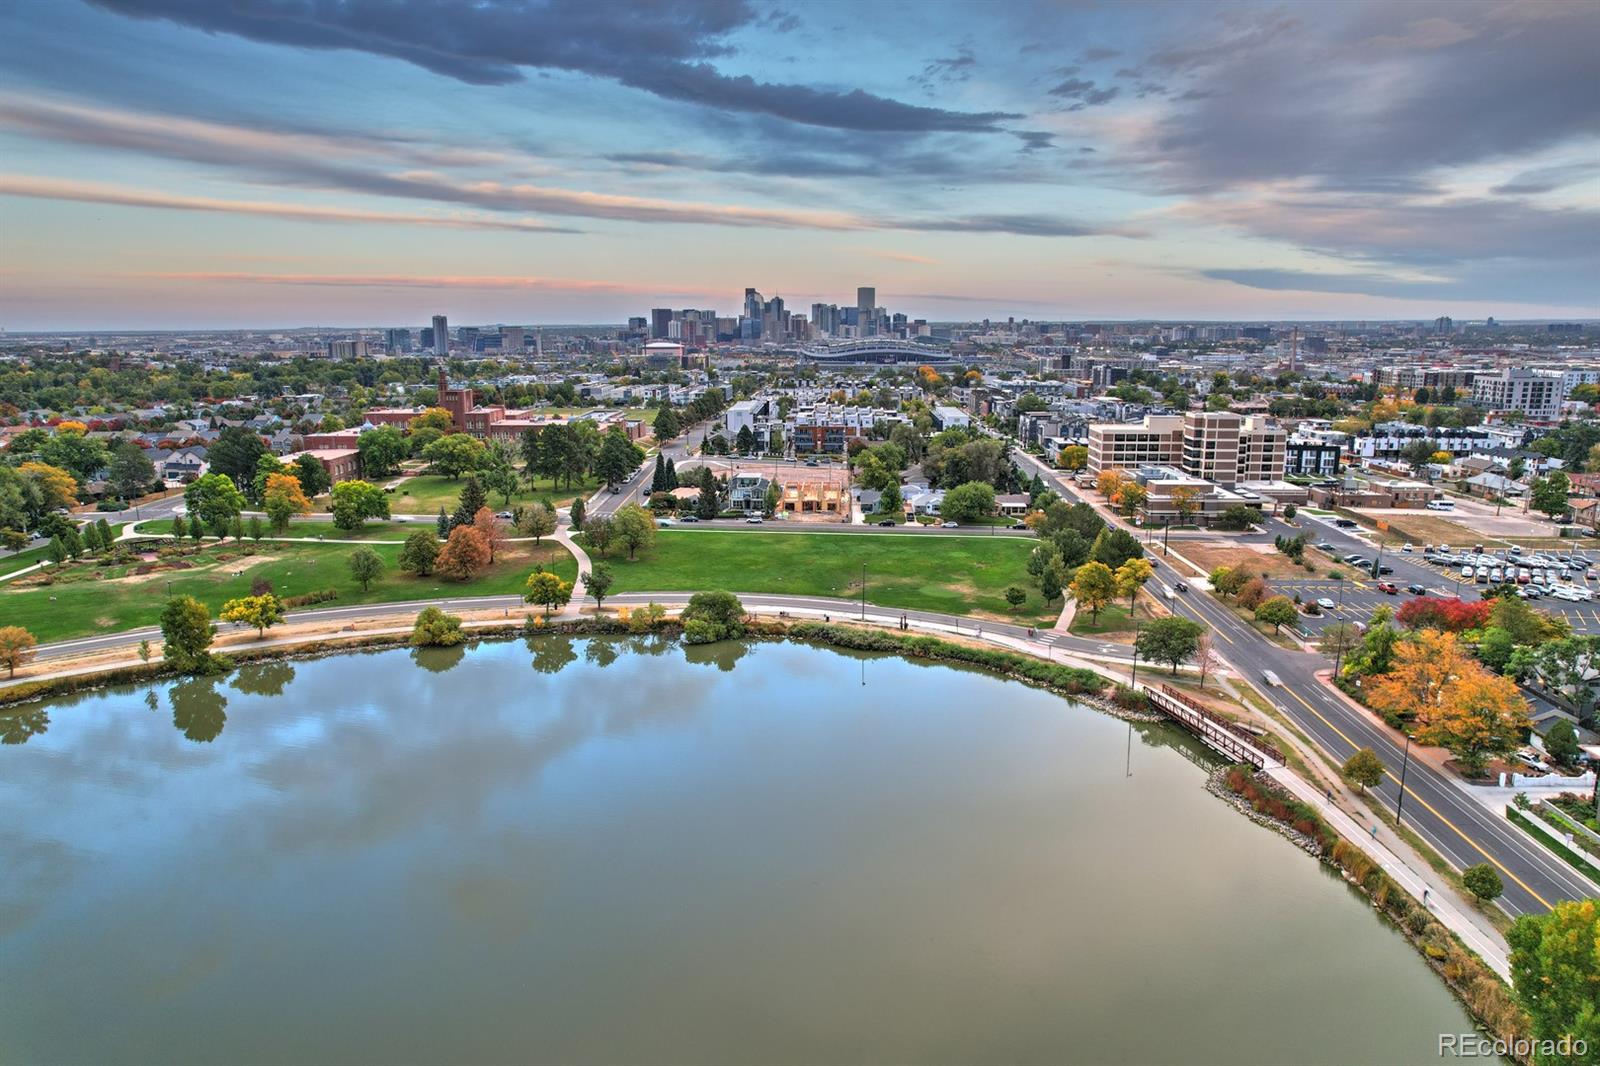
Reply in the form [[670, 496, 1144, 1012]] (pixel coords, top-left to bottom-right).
[[1472, 369, 1563, 422], [1088, 412, 1285, 487]]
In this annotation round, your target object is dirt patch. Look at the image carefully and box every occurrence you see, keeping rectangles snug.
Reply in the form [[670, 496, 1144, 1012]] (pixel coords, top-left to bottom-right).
[[1180, 541, 1307, 577]]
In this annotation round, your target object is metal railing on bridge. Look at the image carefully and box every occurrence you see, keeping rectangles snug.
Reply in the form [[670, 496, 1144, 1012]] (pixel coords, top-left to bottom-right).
[[1144, 683, 1284, 770]]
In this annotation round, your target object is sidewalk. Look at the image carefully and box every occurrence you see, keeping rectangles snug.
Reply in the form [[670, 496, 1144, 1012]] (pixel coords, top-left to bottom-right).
[[1267, 763, 1511, 979]]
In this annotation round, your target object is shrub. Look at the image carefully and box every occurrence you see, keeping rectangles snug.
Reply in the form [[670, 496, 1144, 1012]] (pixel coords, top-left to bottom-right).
[[411, 605, 465, 647], [282, 588, 338, 609]]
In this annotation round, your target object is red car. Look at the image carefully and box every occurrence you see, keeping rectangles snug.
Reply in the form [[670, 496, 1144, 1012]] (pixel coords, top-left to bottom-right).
[[1377, 581, 1399, 594]]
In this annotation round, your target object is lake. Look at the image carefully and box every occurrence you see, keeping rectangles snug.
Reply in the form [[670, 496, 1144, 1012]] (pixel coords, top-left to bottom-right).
[[0, 636, 1476, 1064]]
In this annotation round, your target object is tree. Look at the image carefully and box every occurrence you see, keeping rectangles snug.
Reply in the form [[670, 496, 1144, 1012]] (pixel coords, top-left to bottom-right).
[[207, 426, 268, 488], [1114, 557, 1154, 608], [159, 595, 215, 671], [878, 479, 903, 518], [398, 528, 441, 575], [1004, 585, 1027, 611], [1058, 444, 1088, 471], [0, 626, 37, 678], [936, 477, 999, 523], [653, 406, 680, 441], [1215, 505, 1257, 531], [451, 475, 489, 530], [1115, 481, 1147, 519], [183, 473, 246, 535], [1170, 485, 1202, 525], [735, 425, 755, 454], [347, 546, 385, 591], [411, 605, 465, 646], [1397, 596, 1492, 633], [681, 590, 746, 642], [612, 503, 656, 559], [1282, 503, 1298, 522], [695, 466, 721, 520], [1070, 561, 1116, 622], [1509, 899, 1600, 1056], [422, 432, 486, 479], [583, 515, 615, 556], [294, 452, 331, 497], [1194, 631, 1219, 687], [1544, 719, 1581, 768], [1530, 470, 1572, 519], [1135, 616, 1204, 674], [262, 471, 311, 534], [329, 479, 390, 531], [524, 567, 573, 616], [595, 429, 646, 489], [220, 593, 284, 638], [1040, 560, 1064, 605], [408, 407, 456, 435], [18, 461, 79, 524], [436, 506, 450, 539], [1254, 595, 1298, 633], [436, 525, 491, 580], [1462, 863, 1504, 903], [1091, 527, 1144, 570], [472, 507, 508, 563], [39, 428, 108, 488], [585, 564, 615, 610], [247, 515, 264, 541], [251, 453, 288, 502], [1096, 469, 1124, 499], [1319, 622, 1364, 675], [568, 494, 587, 530], [763, 481, 780, 517], [355, 425, 406, 477], [1368, 630, 1531, 773], [107, 441, 157, 502], [517, 502, 558, 545], [1342, 748, 1385, 793], [481, 448, 521, 507]]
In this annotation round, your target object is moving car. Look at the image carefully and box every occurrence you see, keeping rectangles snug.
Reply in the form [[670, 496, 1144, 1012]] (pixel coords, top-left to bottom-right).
[[1377, 582, 1398, 594], [877, 519, 896, 527], [1406, 584, 1427, 595], [1401, 544, 1413, 553], [678, 515, 699, 522], [1315, 542, 1334, 551], [941, 521, 958, 528], [745, 516, 764, 524]]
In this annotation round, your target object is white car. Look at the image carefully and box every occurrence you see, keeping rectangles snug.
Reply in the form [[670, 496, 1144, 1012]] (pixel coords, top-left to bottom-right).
[[941, 520, 958, 528], [1316, 597, 1337, 610]]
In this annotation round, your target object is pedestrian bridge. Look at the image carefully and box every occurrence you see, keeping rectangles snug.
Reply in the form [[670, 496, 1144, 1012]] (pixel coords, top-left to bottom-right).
[[1143, 683, 1284, 770], [798, 339, 958, 365]]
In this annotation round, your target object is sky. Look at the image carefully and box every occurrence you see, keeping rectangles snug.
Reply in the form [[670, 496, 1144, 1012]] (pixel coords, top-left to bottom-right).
[[0, 0, 1596, 330]]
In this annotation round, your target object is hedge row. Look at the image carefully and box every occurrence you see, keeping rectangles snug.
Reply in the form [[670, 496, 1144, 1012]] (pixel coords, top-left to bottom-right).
[[784, 622, 1108, 696], [1509, 806, 1600, 880]]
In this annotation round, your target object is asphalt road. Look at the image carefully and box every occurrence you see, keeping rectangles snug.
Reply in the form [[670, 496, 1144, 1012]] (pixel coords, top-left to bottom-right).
[[1012, 449, 1600, 913]]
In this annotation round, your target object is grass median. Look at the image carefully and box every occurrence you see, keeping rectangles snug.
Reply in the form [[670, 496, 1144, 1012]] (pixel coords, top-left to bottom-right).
[[595, 529, 1056, 625], [1, 538, 577, 643]]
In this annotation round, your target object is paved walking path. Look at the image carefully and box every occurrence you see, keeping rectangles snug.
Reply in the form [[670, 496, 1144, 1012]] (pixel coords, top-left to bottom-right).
[[1266, 763, 1511, 979]]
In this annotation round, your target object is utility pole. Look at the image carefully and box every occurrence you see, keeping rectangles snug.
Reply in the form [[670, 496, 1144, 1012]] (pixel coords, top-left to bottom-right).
[[860, 563, 866, 621], [1395, 732, 1413, 828]]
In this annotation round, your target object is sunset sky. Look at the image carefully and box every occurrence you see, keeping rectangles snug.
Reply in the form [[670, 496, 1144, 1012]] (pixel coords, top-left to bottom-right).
[[1, 0, 1595, 329]]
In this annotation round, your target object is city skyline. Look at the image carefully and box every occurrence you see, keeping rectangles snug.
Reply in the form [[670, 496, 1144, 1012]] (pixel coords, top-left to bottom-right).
[[1, 0, 1596, 329]]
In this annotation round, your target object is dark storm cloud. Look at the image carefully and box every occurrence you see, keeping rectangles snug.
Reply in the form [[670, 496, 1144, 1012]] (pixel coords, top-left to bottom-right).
[[1137, 3, 1600, 191], [88, 0, 1018, 133], [1047, 77, 1119, 109]]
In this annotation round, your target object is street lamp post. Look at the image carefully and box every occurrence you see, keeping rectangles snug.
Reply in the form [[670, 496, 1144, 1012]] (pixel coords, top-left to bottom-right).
[[1395, 732, 1414, 828], [1130, 619, 1141, 686], [860, 563, 866, 622]]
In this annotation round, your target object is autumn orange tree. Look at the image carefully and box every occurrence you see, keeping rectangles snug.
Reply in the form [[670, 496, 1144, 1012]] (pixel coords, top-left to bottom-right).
[[472, 507, 508, 564], [1096, 469, 1124, 500], [1366, 629, 1531, 774], [435, 525, 491, 580], [262, 472, 311, 534]]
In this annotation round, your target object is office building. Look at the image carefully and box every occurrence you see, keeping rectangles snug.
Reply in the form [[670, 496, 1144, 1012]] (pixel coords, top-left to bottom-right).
[[857, 287, 876, 336], [499, 325, 525, 352], [431, 315, 449, 355], [1088, 412, 1285, 488], [1471, 369, 1563, 422], [384, 328, 411, 353], [651, 308, 673, 340]]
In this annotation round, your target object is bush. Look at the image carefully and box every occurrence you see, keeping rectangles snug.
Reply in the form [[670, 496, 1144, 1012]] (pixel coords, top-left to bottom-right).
[[282, 588, 338, 609], [682, 618, 724, 645], [411, 605, 465, 647]]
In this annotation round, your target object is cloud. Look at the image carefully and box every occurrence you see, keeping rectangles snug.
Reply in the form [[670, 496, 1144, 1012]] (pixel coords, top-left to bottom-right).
[[1134, 4, 1600, 191], [865, 251, 941, 265], [88, 0, 1019, 133], [132, 271, 724, 298], [901, 214, 1145, 238], [1080, 47, 1120, 61], [913, 47, 978, 88], [0, 175, 579, 232], [1490, 162, 1596, 197], [1047, 77, 1119, 109]]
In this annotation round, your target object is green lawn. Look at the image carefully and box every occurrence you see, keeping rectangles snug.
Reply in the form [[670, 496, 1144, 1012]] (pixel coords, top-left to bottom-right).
[[389, 473, 601, 513], [1, 539, 576, 643], [0, 542, 55, 578], [595, 529, 1056, 624], [1068, 599, 1159, 638], [135, 518, 417, 542]]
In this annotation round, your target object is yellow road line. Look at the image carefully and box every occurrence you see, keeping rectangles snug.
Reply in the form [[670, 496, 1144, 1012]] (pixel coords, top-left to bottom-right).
[[1280, 686, 1551, 908]]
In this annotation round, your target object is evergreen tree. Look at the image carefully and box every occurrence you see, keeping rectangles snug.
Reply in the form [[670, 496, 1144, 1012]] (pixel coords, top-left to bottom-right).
[[95, 518, 113, 550], [665, 458, 678, 489], [568, 495, 586, 530], [650, 453, 668, 493], [436, 506, 450, 539], [696, 466, 720, 519], [451, 475, 487, 529]]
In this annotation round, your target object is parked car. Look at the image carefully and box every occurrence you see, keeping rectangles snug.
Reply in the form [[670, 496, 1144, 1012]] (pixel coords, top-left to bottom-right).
[[1316, 597, 1336, 609], [877, 519, 896, 527], [745, 516, 764, 524], [941, 520, 958, 528], [1315, 542, 1334, 551], [495, 511, 513, 520], [678, 515, 699, 522]]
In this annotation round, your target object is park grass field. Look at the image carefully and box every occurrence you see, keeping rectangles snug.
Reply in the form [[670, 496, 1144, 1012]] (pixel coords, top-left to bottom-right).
[[597, 529, 1057, 624], [1067, 599, 1161, 641], [0, 538, 576, 643], [389, 473, 600, 513]]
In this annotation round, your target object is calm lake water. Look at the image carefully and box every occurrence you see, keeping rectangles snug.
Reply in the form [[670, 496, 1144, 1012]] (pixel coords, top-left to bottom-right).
[[1, 637, 1476, 1064]]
